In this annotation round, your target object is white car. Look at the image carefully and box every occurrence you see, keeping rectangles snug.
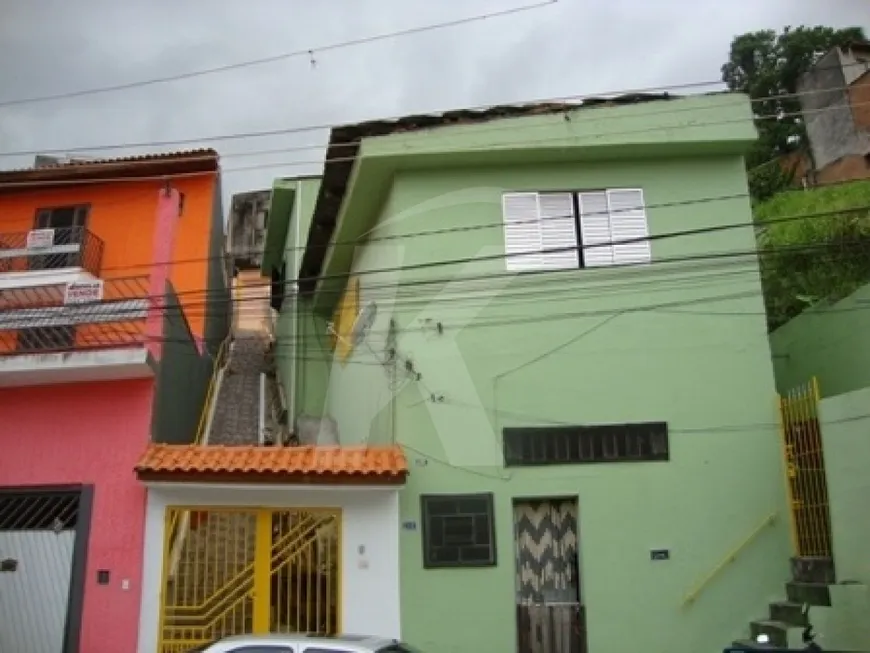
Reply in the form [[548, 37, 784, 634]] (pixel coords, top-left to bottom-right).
[[189, 633, 421, 653]]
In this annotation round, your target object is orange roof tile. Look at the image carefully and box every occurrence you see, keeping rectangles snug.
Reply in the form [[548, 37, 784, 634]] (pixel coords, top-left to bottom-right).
[[134, 443, 408, 484]]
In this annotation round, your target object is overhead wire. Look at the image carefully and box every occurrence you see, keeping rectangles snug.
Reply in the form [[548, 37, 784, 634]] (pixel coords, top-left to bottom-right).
[[2, 238, 866, 341], [0, 0, 559, 109], [1, 57, 866, 160]]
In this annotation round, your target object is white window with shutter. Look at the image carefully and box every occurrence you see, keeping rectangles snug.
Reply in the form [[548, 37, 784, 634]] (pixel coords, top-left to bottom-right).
[[502, 193, 544, 272], [577, 191, 613, 268], [502, 192, 579, 272], [578, 188, 651, 267], [606, 188, 651, 265], [501, 188, 649, 272]]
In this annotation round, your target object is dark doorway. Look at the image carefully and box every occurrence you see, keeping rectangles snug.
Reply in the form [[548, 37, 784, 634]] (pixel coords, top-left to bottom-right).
[[514, 497, 586, 653]]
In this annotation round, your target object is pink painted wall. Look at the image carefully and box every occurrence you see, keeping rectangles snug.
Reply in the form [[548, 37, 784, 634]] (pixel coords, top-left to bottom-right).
[[0, 379, 154, 653]]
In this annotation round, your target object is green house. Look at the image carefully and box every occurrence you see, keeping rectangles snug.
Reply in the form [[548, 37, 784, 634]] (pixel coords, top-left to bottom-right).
[[262, 93, 793, 653]]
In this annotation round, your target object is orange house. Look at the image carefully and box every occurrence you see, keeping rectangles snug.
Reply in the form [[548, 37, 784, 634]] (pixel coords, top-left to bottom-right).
[[0, 151, 231, 653]]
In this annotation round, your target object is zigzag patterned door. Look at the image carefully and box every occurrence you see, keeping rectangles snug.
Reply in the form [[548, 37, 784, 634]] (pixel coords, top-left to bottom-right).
[[514, 499, 585, 653]]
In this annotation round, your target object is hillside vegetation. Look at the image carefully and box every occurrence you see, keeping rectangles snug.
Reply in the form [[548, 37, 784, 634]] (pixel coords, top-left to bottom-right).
[[755, 180, 870, 330]]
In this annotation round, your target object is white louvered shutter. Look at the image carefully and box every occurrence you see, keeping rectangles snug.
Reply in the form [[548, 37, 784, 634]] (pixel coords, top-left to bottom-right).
[[577, 191, 613, 267], [502, 193, 542, 271], [538, 192, 578, 270], [607, 188, 651, 265]]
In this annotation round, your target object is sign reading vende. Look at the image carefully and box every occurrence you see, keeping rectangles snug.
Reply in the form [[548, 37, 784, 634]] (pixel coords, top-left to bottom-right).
[[64, 280, 104, 305], [26, 229, 55, 249]]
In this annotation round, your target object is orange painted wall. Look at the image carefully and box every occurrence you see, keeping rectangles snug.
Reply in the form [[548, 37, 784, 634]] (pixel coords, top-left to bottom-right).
[[0, 174, 217, 340]]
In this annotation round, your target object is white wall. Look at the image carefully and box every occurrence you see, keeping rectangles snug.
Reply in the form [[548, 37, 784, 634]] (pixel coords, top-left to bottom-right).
[[137, 483, 401, 653]]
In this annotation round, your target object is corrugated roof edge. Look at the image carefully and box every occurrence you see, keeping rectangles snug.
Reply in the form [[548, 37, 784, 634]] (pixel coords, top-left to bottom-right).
[[0, 148, 220, 188], [297, 92, 684, 291]]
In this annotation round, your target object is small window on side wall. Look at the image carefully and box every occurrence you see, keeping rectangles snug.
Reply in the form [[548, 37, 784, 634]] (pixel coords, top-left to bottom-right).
[[421, 493, 496, 569]]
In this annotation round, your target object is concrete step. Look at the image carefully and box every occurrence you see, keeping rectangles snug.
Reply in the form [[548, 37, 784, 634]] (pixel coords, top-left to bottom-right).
[[791, 556, 835, 584], [786, 581, 832, 606], [749, 620, 801, 649], [768, 600, 807, 626], [731, 639, 774, 650]]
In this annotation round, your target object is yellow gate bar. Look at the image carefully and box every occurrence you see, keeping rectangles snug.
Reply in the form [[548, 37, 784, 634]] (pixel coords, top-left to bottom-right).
[[253, 510, 272, 633]]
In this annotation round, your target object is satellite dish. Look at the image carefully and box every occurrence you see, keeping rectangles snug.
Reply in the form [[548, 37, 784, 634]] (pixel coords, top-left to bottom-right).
[[350, 301, 377, 346]]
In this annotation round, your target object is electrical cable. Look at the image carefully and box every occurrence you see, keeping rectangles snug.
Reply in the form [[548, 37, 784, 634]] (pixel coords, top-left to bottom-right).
[[2, 206, 866, 323], [5, 94, 869, 182], [2, 238, 866, 340], [2, 175, 863, 283], [0, 231, 863, 333], [2, 58, 865, 159], [0, 1, 559, 109]]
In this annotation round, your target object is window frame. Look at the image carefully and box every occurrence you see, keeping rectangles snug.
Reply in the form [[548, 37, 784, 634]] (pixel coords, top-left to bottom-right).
[[502, 422, 670, 467], [420, 492, 497, 570], [501, 188, 650, 273]]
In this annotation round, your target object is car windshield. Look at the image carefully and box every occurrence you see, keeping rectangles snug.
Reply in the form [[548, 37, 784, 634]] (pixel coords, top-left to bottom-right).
[[377, 645, 424, 653]]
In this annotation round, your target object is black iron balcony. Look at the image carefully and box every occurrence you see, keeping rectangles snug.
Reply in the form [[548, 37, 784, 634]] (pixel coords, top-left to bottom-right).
[[0, 226, 104, 276], [0, 276, 151, 356]]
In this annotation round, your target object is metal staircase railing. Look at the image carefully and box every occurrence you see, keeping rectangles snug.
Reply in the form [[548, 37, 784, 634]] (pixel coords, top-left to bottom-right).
[[166, 337, 231, 581]]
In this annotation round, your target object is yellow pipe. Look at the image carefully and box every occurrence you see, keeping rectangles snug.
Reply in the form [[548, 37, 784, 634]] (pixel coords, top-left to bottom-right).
[[253, 511, 272, 633], [682, 512, 777, 608], [776, 394, 800, 555]]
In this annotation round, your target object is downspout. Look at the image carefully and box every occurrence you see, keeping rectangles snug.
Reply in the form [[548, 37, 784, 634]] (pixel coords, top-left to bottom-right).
[[289, 182, 302, 422]]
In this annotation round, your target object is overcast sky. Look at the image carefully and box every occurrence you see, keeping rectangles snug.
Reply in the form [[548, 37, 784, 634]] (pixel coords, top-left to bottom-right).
[[0, 0, 866, 203]]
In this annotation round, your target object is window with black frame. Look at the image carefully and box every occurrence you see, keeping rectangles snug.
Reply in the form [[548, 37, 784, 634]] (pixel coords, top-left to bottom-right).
[[420, 493, 496, 569]]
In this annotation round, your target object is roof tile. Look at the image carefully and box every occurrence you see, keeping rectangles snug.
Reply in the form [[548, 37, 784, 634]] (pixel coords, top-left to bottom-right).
[[134, 443, 408, 482]]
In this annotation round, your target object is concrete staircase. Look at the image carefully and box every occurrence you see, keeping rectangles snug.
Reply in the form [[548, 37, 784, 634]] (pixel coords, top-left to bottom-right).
[[733, 556, 834, 649], [209, 328, 269, 446]]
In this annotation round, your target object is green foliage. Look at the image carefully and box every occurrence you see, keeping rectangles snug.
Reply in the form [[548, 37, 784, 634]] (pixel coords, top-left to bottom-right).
[[756, 181, 870, 329], [749, 159, 797, 203], [721, 25, 865, 173]]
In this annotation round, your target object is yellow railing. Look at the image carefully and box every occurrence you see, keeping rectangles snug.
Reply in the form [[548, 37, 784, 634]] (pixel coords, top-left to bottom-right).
[[778, 378, 833, 558], [169, 513, 325, 614], [158, 508, 340, 653], [682, 512, 778, 608], [166, 336, 232, 579], [194, 336, 231, 446]]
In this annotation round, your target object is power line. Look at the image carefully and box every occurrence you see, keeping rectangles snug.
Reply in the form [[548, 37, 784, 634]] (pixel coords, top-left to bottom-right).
[[0, 1, 558, 110], [1, 237, 863, 333], [4, 93, 867, 186], [2, 209, 864, 327], [1, 72, 864, 163]]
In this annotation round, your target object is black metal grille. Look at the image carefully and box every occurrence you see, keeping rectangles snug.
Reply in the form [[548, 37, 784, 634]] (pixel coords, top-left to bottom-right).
[[0, 227, 103, 276], [421, 493, 496, 569], [503, 422, 669, 467], [0, 491, 80, 531]]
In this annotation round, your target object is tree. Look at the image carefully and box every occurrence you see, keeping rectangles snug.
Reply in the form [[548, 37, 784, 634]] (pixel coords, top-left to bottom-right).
[[721, 26, 866, 172]]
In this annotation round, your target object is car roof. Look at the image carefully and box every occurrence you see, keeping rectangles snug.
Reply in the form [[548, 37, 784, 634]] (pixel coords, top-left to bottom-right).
[[211, 633, 397, 651]]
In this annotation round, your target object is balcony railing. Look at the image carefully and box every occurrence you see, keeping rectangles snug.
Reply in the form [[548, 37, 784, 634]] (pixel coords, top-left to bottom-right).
[[0, 226, 104, 276], [0, 276, 151, 356]]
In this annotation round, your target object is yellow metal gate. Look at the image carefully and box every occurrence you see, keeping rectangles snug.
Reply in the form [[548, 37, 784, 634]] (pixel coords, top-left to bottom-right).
[[158, 507, 340, 653], [778, 378, 834, 558]]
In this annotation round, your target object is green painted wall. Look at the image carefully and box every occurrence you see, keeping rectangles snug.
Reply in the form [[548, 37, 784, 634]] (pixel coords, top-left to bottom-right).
[[769, 283, 870, 397], [812, 388, 870, 651], [819, 387, 870, 584], [280, 152, 791, 653], [269, 177, 323, 416]]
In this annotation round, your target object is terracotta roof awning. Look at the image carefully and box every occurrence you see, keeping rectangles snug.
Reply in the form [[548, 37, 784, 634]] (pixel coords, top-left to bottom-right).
[[134, 444, 408, 485], [0, 148, 220, 193]]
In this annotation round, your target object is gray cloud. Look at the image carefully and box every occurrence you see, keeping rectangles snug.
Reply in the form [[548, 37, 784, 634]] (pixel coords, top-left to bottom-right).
[[0, 0, 867, 201]]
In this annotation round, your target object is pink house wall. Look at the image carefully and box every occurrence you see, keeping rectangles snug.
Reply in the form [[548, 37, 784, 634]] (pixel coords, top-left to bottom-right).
[[0, 378, 154, 653]]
